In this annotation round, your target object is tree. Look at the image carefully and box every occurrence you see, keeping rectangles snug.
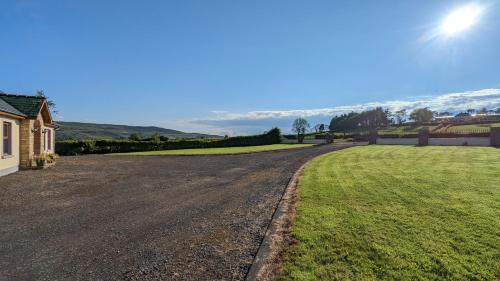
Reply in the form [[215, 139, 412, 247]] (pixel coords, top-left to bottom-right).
[[496, 108, 500, 114], [318, 124, 325, 133], [36, 90, 58, 114], [313, 124, 325, 133], [393, 109, 407, 124], [409, 108, 434, 123], [466, 108, 476, 115], [478, 107, 488, 114], [292, 118, 310, 143], [329, 108, 391, 132], [150, 133, 161, 143], [438, 111, 453, 117]]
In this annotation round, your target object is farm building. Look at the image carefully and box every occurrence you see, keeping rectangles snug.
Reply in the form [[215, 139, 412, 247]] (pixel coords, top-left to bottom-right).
[[0, 93, 56, 176]]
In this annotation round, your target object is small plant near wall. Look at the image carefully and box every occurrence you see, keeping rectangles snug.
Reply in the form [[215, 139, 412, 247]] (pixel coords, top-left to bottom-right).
[[34, 152, 58, 169]]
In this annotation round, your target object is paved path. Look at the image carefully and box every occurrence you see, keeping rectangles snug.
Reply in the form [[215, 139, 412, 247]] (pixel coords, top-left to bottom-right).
[[0, 143, 358, 281]]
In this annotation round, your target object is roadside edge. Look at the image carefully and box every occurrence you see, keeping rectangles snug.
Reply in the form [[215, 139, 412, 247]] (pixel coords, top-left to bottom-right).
[[245, 143, 359, 281]]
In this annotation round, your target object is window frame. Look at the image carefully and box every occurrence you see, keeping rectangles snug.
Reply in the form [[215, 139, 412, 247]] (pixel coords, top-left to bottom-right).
[[47, 129, 52, 150], [2, 121, 12, 156]]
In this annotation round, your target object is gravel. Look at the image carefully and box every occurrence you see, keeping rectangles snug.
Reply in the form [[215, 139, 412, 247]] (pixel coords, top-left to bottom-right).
[[0, 143, 356, 281]]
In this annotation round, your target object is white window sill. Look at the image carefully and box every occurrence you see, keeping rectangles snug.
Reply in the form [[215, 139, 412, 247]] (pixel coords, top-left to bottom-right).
[[1, 155, 14, 159]]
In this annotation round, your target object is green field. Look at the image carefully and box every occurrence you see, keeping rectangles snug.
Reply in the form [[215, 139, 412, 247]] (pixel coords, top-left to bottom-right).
[[377, 125, 436, 134], [444, 123, 499, 133], [111, 144, 314, 155], [279, 146, 500, 280]]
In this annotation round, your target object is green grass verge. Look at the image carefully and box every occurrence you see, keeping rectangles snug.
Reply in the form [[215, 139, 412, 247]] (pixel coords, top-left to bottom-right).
[[279, 145, 500, 280], [111, 143, 314, 155]]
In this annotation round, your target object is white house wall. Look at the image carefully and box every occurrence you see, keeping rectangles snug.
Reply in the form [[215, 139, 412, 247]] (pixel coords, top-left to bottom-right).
[[0, 116, 21, 177]]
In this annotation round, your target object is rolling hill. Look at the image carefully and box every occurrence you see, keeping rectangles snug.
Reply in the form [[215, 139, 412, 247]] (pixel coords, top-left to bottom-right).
[[56, 121, 221, 140]]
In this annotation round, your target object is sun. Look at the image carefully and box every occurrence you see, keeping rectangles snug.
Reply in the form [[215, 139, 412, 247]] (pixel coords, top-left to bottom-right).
[[440, 4, 483, 37]]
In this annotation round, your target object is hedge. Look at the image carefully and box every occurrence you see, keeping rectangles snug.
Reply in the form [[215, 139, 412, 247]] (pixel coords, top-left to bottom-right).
[[56, 128, 281, 155]]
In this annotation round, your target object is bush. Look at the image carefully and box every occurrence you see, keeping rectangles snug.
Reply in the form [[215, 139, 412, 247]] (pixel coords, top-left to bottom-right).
[[56, 128, 282, 155]]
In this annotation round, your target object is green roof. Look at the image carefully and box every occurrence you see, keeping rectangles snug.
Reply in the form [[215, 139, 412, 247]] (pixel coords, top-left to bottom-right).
[[0, 98, 26, 117], [0, 93, 45, 118]]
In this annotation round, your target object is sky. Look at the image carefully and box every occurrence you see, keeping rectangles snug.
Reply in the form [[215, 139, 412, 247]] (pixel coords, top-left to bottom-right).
[[1, 0, 500, 135]]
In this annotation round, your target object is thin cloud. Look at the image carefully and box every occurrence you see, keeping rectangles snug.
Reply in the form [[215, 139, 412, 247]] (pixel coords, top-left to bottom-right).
[[188, 88, 500, 135]]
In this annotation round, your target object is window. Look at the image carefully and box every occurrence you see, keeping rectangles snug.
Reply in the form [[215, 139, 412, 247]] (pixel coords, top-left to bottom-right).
[[47, 129, 52, 150], [3, 122, 12, 155]]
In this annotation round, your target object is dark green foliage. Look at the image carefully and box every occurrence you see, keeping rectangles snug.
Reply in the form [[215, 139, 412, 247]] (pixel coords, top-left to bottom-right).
[[329, 107, 391, 132], [409, 107, 435, 123], [128, 133, 144, 141], [56, 128, 281, 155]]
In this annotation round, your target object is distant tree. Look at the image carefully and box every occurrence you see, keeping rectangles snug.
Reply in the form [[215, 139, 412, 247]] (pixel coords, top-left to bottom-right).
[[438, 111, 453, 117], [292, 118, 310, 143], [129, 133, 144, 141], [313, 124, 326, 133], [409, 108, 434, 123], [496, 108, 500, 114], [455, 112, 470, 118], [151, 133, 161, 143], [318, 124, 325, 133], [466, 108, 476, 115], [478, 107, 488, 114], [36, 90, 58, 114], [394, 109, 407, 124], [329, 107, 391, 132]]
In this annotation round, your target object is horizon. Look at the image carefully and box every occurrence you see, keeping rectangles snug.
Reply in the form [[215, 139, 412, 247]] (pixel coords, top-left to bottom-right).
[[1, 1, 500, 135]]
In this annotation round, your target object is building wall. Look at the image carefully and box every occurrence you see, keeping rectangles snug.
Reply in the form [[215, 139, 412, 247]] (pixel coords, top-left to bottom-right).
[[0, 115, 21, 176], [19, 113, 56, 168], [19, 119, 34, 168]]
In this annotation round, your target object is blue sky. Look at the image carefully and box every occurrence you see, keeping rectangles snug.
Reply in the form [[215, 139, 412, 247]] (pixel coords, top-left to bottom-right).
[[1, 0, 500, 135]]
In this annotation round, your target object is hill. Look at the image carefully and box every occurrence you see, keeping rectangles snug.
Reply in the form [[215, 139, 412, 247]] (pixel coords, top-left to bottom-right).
[[56, 121, 221, 140]]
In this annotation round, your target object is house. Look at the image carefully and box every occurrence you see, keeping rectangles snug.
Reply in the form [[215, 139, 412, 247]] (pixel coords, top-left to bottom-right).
[[0, 93, 56, 176]]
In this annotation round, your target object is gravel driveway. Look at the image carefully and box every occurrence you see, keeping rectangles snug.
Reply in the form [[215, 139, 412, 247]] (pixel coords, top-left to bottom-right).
[[0, 143, 356, 281]]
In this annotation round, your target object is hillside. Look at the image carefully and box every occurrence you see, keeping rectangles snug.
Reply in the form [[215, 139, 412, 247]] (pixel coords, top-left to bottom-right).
[[56, 121, 221, 140]]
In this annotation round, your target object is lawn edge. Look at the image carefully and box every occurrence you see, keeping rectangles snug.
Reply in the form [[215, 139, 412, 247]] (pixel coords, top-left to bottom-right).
[[108, 144, 319, 156], [245, 143, 358, 281]]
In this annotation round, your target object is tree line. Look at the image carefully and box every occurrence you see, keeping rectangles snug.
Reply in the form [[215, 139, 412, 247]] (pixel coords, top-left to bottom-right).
[[291, 106, 500, 135]]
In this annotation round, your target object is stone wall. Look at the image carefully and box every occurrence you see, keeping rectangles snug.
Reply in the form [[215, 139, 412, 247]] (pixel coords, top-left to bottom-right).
[[19, 119, 33, 168]]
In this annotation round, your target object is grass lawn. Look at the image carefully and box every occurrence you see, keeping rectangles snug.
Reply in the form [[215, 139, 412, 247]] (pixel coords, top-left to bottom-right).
[[378, 125, 436, 134], [279, 146, 500, 280], [111, 143, 314, 155]]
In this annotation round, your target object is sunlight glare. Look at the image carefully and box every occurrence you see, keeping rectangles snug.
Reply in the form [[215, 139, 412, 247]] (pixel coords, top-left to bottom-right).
[[440, 4, 483, 37]]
